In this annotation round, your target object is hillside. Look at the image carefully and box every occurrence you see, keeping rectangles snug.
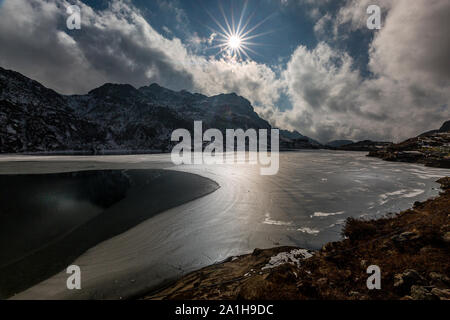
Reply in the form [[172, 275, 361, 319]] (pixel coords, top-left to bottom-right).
[[368, 122, 450, 168], [336, 140, 393, 152], [326, 140, 354, 148]]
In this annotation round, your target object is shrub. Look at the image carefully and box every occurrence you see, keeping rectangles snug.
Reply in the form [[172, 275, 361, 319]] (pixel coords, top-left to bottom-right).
[[342, 218, 377, 241]]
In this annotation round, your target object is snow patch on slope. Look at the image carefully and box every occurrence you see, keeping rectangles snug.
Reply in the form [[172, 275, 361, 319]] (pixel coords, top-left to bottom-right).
[[262, 249, 314, 270]]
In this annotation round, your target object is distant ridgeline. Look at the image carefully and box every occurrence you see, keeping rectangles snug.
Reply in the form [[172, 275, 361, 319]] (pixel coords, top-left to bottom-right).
[[1, 67, 446, 156], [368, 121, 450, 168], [0, 67, 320, 154]]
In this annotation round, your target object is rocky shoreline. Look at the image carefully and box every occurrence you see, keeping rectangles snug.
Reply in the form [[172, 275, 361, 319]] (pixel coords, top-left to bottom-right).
[[142, 177, 450, 300], [368, 129, 450, 169]]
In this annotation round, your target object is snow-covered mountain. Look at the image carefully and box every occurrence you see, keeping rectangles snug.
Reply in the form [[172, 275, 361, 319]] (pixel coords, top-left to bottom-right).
[[0, 67, 320, 153]]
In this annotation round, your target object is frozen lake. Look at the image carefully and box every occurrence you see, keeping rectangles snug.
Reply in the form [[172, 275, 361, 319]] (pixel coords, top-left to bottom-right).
[[0, 151, 448, 299]]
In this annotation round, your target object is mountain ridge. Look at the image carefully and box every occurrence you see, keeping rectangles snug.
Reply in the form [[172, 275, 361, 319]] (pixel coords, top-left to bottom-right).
[[0, 67, 320, 153]]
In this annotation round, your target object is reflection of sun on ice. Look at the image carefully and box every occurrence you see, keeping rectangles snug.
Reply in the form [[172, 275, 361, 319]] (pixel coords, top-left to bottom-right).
[[228, 35, 241, 49]]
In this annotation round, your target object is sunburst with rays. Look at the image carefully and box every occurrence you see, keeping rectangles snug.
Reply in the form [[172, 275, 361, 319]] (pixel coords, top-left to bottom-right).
[[206, 1, 274, 61]]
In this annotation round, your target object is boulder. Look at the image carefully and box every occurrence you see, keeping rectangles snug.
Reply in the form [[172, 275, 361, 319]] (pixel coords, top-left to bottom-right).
[[429, 272, 450, 286], [393, 269, 425, 293], [391, 231, 420, 243], [431, 288, 450, 300], [410, 285, 435, 300]]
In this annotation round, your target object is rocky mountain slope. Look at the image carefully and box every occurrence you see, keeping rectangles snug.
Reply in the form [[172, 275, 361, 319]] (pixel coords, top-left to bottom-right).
[[0, 67, 320, 154], [279, 129, 322, 150], [368, 121, 450, 168], [419, 121, 450, 137]]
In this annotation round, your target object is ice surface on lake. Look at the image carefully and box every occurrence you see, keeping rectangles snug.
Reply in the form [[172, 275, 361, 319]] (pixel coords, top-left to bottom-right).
[[1, 150, 448, 299], [311, 211, 345, 217]]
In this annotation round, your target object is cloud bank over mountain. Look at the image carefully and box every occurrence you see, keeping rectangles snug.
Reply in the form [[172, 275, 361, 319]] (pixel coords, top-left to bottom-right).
[[0, 0, 448, 142]]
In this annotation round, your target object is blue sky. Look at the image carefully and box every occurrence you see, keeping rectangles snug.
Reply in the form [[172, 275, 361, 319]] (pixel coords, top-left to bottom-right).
[[0, 0, 448, 142], [80, 0, 370, 74], [88, 0, 318, 62]]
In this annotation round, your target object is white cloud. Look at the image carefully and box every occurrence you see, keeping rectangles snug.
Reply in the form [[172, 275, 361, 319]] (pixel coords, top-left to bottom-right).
[[313, 13, 332, 37], [369, 0, 450, 87], [333, 0, 391, 34], [276, 43, 378, 141], [273, 0, 450, 142]]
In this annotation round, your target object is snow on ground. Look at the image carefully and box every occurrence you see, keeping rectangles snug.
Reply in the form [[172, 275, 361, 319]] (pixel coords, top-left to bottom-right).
[[263, 212, 293, 226], [262, 249, 314, 270], [297, 227, 320, 235], [311, 211, 345, 218]]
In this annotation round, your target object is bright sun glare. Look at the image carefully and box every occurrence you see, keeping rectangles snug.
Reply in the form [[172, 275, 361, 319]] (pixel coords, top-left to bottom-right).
[[228, 35, 242, 50], [206, 1, 273, 61]]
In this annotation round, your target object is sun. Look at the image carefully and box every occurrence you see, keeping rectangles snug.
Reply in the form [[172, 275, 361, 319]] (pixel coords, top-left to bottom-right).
[[228, 35, 242, 50], [205, 1, 273, 61]]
